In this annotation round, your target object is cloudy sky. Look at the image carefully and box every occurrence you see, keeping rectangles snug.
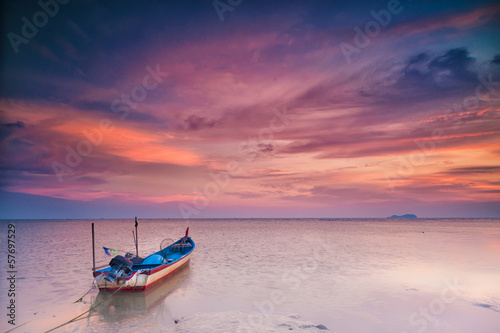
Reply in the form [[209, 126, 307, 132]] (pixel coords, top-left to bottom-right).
[[1, 0, 499, 218]]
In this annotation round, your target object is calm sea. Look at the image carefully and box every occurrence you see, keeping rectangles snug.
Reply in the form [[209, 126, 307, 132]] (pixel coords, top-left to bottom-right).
[[0, 218, 499, 332]]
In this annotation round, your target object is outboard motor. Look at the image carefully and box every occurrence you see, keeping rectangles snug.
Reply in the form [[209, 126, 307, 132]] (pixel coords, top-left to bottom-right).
[[104, 255, 133, 283]]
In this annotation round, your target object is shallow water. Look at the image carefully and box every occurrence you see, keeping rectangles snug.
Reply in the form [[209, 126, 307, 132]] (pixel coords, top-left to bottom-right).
[[1, 218, 499, 332]]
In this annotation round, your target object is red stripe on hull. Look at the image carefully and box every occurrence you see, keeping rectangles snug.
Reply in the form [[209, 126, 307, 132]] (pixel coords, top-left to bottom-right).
[[143, 259, 190, 291]]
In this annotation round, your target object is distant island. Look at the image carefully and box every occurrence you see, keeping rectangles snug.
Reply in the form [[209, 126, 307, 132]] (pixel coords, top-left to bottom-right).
[[388, 214, 417, 218]]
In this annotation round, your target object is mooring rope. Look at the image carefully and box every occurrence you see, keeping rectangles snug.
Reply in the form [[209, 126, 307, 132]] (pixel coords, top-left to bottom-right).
[[3, 278, 101, 333], [44, 279, 131, 333], [73, 278, 97, 303]]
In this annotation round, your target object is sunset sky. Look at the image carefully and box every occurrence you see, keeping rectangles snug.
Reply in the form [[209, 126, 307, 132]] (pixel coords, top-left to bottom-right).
[[1, 0, 499, 218]]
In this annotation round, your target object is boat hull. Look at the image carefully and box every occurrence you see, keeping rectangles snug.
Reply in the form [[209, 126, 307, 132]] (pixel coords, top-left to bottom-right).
[[94, 250, 193, 291]]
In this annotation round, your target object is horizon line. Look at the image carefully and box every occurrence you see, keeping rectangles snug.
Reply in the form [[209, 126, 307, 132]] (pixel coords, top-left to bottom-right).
[[1, 217, 499, 221]]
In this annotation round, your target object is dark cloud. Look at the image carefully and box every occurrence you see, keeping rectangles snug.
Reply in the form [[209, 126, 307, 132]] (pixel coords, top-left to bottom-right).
[[492, 54, 500, 65], [260, 183, 295, 191], [257, 143, 274, 153], [445, 166, 500, 174], [396, 48, 477, 95], [479, 189, 500, 193], [1, 121, 25, 141], [181, 115, 218, 131], [327, 48, 484, 119], [1, 121, 25, 128], [400, 52, 431, 84], [428, 48, 476, 81], [358, 90, 371, 97], [71, 100, 111, 113]]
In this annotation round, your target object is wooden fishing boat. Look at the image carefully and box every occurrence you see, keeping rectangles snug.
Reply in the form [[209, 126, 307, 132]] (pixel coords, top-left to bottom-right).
[[92, 223, 194, 291]]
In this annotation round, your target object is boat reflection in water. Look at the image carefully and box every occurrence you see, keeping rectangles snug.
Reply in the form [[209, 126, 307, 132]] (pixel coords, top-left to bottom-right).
[[89, 263, 191, 330]]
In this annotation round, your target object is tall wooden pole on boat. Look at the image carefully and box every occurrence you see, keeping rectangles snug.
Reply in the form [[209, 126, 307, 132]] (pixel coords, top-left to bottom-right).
[[92, 223, 96, 272], [135, 217, 139, 257]]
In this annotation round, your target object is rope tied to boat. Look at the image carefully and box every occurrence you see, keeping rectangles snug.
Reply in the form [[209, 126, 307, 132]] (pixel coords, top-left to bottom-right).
[[73, 278, 97, 303], [3, 278, 102, 333], [44, 278, 131, 333]]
